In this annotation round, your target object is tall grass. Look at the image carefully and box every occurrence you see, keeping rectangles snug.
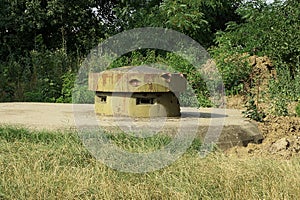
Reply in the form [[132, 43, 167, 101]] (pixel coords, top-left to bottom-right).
[[0, 126, 300, 199]]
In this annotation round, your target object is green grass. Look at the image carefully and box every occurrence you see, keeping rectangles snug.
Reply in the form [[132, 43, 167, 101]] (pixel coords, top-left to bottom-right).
[[296, 101, 300, 117], [0, 126, 300, 199]]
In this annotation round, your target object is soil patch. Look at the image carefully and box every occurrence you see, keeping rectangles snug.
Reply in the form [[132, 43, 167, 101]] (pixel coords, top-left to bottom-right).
[[225, 110, 300, 159]]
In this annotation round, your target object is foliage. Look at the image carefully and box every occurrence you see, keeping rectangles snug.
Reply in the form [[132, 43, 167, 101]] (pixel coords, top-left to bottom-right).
[[0, 48, 79, 102], [243, 96, 266, 122], [0, 0, 108, 102], [0, 0, 105, 56], [211, 0, 300, 116], [0, 0, 299, 112], [0, 0, 242, 104], [56, 72, 76, 103], [210, 50, 252, 93], [114, 0, 242, 47]]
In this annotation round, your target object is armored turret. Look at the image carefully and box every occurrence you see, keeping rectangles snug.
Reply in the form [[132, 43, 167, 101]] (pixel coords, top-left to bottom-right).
[[88, 66, 187, 117]]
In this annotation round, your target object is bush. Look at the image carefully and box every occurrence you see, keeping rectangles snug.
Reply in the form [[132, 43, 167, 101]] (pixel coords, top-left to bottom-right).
[[1, 49, 80, 102], [211, 0, 300, 116], [56, 72, 76, 103], [243, 96, 266, 122]]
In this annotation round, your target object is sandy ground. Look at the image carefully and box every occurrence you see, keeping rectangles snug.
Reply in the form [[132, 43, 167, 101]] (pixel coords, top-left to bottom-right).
[[0, 102, 263, 150], [1, 102, 298, 157], [0, 102, 250, 130], [0, 103, 79, 130]]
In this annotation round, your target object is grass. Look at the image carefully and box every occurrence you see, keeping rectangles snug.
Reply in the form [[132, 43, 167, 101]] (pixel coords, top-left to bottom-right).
[[0, 126, 300, 199]]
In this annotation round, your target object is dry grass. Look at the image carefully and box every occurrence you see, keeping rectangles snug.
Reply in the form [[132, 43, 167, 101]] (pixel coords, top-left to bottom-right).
[[0, 126, 300, 199]]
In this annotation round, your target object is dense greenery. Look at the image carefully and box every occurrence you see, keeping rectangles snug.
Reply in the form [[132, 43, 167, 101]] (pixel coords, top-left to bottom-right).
[[0, 0, 104, 102], [211, 0, 300, 117], [0, 0, 299, 115], [211, 0, 300, 93]]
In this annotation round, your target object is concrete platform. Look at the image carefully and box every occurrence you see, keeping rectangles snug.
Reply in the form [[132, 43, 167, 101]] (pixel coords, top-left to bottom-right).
[[0, 103, 263, 149]]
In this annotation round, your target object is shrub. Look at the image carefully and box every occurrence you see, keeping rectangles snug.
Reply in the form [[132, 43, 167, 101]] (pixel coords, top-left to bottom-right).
[[211, 0, 300, 116], [243, 97, 266, 122]]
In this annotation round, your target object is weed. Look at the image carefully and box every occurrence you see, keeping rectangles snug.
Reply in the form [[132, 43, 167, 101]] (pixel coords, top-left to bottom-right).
[[296, 101, 300, 117], [243, 98, 265, 122]]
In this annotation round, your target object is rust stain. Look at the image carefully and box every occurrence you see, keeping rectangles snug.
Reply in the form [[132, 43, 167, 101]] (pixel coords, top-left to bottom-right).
[[102, 74, 108, 87], [148, 83, 153, 91], [145, 74, 155, 83]]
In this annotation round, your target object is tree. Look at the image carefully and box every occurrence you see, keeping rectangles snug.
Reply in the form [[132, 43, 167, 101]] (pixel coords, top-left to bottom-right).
[[0, 0, 109, 102], [0, 0, 108, 57], [113, 0, 242, 47]]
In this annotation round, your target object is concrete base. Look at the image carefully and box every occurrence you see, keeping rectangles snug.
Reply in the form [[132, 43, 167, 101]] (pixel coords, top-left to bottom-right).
[[0, 103, 263, 150]]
